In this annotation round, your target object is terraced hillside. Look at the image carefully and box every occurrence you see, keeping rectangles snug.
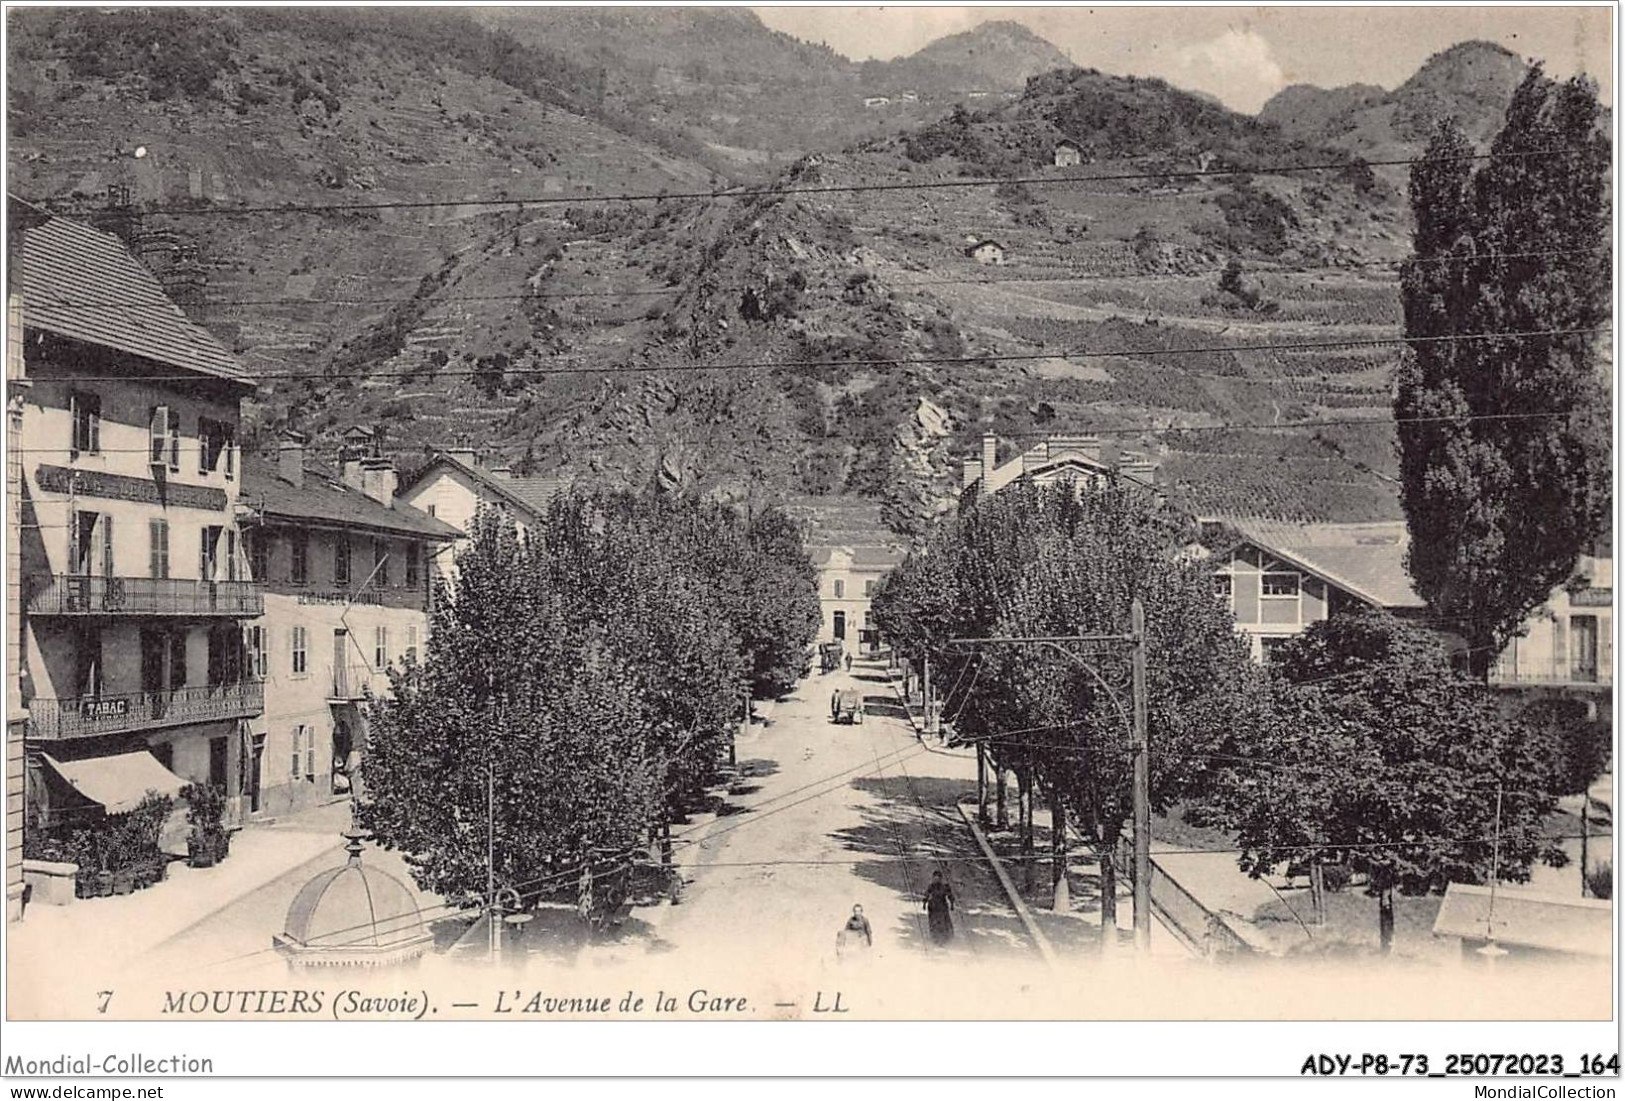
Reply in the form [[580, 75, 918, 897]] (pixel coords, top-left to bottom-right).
[[11, 11, 1569, 537]]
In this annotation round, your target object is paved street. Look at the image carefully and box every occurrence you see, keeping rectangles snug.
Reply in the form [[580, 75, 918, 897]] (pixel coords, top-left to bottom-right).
[[656, 659, 1037, 970]]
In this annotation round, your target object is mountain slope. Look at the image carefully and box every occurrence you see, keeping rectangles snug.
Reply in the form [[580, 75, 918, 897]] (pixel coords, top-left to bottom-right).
[[1260, 40, 1529, 160], [861, 20, 1074, 95]]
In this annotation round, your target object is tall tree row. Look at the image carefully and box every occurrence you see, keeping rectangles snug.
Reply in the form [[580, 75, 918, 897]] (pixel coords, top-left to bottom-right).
[[357, 490, 820, 908]]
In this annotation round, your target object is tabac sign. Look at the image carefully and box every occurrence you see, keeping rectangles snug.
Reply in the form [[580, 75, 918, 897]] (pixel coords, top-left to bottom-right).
[[79, 697, 129, 721]]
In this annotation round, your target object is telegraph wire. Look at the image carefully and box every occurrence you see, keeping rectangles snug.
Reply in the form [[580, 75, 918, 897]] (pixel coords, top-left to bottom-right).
[[16, 324, 1610, 385], [18, 245, 1610, 312], [36, 145, 1593, 219]]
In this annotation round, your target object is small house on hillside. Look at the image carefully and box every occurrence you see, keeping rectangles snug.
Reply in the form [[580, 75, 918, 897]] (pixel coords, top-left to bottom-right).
[[1053, 139, 1083, 168], [965, 239, 1005, 265]]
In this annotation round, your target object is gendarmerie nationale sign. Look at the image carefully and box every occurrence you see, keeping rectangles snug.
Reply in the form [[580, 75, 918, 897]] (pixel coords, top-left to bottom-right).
[[36, 465, 229, 512]]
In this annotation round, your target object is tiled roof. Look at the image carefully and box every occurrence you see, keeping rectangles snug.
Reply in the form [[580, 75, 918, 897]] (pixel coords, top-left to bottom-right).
[[811, 544, 906, 569], [20, 214, 252, 388], [1229, 520, 1425, 609], [241, 457, 461, 541], [399, 453, 568, 521]]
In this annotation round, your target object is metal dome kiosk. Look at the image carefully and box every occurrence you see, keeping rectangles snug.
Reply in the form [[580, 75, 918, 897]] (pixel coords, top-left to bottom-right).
[[273, 829, 433, 971]]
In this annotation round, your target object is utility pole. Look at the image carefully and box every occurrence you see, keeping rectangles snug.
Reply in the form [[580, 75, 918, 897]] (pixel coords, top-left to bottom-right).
[[487, 761, 499, 964], [1130, 598, 1151, 953], [922, 653, 933, 737]]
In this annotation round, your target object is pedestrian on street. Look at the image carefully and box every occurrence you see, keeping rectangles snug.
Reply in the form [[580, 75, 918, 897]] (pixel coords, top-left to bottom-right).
[[844, 653, 853, 673], [923, 870, 956, 946], [837, 904, 872, 961]]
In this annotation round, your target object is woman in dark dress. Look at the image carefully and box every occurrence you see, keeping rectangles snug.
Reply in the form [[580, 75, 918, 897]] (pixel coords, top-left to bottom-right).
[[923, 870, 956, 945]]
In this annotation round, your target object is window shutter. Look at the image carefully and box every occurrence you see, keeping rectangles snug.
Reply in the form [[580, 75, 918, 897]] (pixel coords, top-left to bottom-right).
[[149, 406, 169, 464], [150, 519, 161, 579], [101, 514, 114, 579], [168, 410, 181, 471], [292, 728, 302, 780], [1553, 618, 1568, 679], [199, 529, 210, 580], [226, 530, 238, 582], [88, 397, 99, 454], [69, 392, 80, 456], [1600, 616, 1613, 681], [198, 418, 209, 474]]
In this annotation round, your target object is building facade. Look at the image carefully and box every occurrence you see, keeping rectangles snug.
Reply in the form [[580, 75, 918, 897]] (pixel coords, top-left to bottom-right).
[[16, 215, 262, 833], [811, 545, 904, 649], [1202, 520, 1430, 663], [960, 433, 1159, 506], [238, 434, 458, 818], [1054, 140, 1083, 167], [965, 240, 1006, 265], [397, 448, 566, 549], [1490, 535, 1613, 719]]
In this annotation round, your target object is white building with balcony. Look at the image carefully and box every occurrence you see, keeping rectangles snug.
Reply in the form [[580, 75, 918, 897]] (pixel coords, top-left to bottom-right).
[[1490, 535, 1613, 717], [237, 431, 459, 817], [16, 213, 262, 831]]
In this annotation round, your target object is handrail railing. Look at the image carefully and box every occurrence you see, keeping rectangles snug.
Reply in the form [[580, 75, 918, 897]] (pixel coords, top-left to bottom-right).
[[1491, 658, 1610, 688], [27, 573, 264, 617], [28, 680, 265, 740], [329, 663, 384, 701]]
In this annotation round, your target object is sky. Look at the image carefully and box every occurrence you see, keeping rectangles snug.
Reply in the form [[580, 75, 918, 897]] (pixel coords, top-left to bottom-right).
[[752, 5, 1613, 114]]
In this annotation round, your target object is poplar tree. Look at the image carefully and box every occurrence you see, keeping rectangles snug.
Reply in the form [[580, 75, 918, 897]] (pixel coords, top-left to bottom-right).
[[1397, 67, 1611, 676]]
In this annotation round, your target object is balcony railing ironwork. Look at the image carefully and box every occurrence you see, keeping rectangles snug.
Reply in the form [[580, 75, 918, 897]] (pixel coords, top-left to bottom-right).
[[1491, 659, 1610, 689], [328, 663, 385, 702], [27, 574, 264, 617], [27, 680, 265, 741]]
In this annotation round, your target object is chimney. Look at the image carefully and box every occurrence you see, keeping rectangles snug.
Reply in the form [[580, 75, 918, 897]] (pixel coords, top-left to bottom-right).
[[447, 447, 477, 467], [488, 465, 513, 481], [961, 459, 982, 490], [981, 434, 998, 482], [359, 456, 397, 508], [278, 431, 306, 488]]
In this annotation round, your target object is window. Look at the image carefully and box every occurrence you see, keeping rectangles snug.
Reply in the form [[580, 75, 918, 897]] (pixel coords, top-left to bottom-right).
[[168, 631, 188, 689], [291, 625, 308, 676], [72, 511, 98, 574], [426, 504, 436, 518], [1213, 574, 1233, 601], [198, 417, 234, 476], [334, 535, 351, 586], [406, 625, 418, 664], [167, 409, 181, 472], [290, 533, 308, 585], [405, 543, 420, 588], [248, 530, 269, 582], [149, 519, 170, 579], [245, 625, 268, 679], [199, 526, 221, 581], [374, 539, 390, 587], [148, 405, 170, 465], [70, 390, 101, 456], [291, 726, 304, 780], [1261, 573, 1300, 598], [865, 580, 875, 597], [833, 579, 845, 599], [225, 530, 238, 582], [374, 624, 389, 669], [75, 627, 103, 697]]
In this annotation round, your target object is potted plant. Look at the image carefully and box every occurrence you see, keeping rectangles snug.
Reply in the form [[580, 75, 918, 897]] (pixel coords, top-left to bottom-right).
[[182, 783, 229, 869]]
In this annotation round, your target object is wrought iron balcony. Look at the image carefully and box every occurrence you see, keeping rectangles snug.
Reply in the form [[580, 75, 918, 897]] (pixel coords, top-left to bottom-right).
[[1491, 658, 1611, 690], [328, 663, 386, 702], [27, 574, 264, 617], [27, 681, 265, 741]]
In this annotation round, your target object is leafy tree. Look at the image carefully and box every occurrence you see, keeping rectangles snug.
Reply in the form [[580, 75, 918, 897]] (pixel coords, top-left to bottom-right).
[[874, 479, 1256, 935], [1397, 68, 1611, 677], [359, 511, 663, 907], [1218, 611, 1564, 953]]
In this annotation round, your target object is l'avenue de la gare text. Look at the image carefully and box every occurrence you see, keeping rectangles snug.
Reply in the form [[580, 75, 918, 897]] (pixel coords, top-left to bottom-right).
[[159, 988, 752, 1016]]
